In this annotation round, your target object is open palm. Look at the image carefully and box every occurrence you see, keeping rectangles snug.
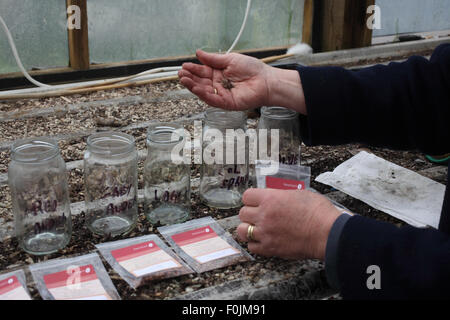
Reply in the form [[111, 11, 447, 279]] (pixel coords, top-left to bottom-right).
[[178, 50, 272, 111]]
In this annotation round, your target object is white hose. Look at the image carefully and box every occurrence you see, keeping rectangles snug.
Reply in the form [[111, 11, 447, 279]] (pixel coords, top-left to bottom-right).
[[0, 0, 252, 96], [0, 15, 51, 88], [226, 0, 252, 54]]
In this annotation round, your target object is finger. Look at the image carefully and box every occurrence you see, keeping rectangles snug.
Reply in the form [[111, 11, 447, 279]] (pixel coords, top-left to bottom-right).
[[179, 77, 195, 91], [236, 222, 261, 243], [196, 49, 232, 70], [182, 62, 213, 79], [239, 206, 260, 224], [191, 85, 227, 108], [242, 188, 266, 207]]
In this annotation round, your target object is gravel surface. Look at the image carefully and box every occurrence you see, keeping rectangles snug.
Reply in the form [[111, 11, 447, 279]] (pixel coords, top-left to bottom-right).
[[0, 79, 447, 300]]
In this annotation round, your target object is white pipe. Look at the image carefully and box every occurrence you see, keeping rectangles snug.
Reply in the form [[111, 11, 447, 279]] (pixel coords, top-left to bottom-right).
[[0, 15, 51, 88], [0, 0, 252, 97], [227, 0, 252, 54]]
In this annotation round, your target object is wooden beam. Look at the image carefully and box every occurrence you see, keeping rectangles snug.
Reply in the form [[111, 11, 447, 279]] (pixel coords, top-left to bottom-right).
[[66, 0, 90, 70], [302, 0, 314, 46], [316, 0, 374, 52]]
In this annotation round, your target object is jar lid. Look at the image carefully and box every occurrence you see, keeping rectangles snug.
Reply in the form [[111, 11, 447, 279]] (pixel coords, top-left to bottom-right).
[[11, 138, 60, 163], [261, 106, 298, 119], [147, 123, 184, 145], [204, 108, 246, 128], [87, 132, 135, 156]]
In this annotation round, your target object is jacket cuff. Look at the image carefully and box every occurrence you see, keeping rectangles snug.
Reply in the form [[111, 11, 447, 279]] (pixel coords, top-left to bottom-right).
[[325, 213, 353, 290]]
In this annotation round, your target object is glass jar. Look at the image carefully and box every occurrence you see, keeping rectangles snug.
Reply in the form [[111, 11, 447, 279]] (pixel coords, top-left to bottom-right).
[[8, 138, 72, 255], [144, 123, 190, 225], [84, 132, 138, 236], [200, 108, 249, 209], [258, 106, 301, 165]]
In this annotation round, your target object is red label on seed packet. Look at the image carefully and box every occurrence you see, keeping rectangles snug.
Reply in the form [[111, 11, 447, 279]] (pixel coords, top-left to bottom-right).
[[0, 275, 31, 300], [266, 176, 306, 190], [172, 226, 218, 247], [44, 264, 111, 300], [0, 276, 21, 295], [110, 241, 180, 277], [44, 264, 98, 289], [171, 226, 239, 264], [111, 241, 161, 262]]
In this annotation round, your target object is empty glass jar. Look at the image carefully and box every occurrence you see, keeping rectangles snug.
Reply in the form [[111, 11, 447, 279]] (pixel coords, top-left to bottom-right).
[[200, 108, 249, 209], [258, 106, 301, 165], [84, 132, 138, 236], [144, 123, 190, 225], [8, 138, 72, 255]]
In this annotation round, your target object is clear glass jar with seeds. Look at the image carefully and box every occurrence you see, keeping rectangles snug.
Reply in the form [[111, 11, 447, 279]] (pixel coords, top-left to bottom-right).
[[144, 123, 190, 225], [258, 106, 301, 165], [8, 138, 72, 255], [84, 132, 138, 236], [200, 108, 249, 209]]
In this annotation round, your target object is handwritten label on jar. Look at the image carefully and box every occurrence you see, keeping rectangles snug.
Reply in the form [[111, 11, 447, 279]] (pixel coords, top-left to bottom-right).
[[153, 190, 188, 203], [0, 276, 31, 300], [101, 183, 135, 216], [220, 165, 249, 190], [101, 184, 132, 199], [111, 241, 180, 277], [171, 226, 239, 264], [279, 154, 299, 165], [43, 264, 111, 300], [25, 199, 58, 216]]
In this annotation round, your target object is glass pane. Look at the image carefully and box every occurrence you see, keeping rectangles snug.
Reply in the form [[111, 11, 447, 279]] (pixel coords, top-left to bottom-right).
[[88, 0, 304, 64], [374, 0, 450, 36], [0, 0, 69, 74]]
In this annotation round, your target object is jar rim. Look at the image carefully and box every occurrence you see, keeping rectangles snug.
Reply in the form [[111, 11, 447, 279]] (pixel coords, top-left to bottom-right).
[[11, 137, 60, 163], [147, 122, 184, 145], [204, 108, 246, 128], [87, 132, 135, 156], [261, 106, 298, 119]]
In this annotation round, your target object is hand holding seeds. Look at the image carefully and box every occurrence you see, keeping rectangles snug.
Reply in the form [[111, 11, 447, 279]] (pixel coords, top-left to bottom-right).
[[179, 49, 307, 115], [237, 188, 341, 261]]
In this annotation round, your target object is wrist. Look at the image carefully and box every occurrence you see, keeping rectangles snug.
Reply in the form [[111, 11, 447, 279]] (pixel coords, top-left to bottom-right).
[[266, 67, 307, 114], [314, 206, 341, 261]]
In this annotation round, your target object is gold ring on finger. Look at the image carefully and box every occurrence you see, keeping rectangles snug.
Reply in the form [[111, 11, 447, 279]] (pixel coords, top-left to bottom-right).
[[247, 225, 256, 242]]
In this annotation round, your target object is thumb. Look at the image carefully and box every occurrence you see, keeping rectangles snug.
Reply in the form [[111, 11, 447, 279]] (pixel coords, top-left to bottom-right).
[[196, 49, 232, 70]]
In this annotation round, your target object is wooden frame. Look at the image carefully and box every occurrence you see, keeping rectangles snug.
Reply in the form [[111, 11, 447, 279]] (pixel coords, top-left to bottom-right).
[[1, 0, 375, 86], [312, 0, 375, 52]]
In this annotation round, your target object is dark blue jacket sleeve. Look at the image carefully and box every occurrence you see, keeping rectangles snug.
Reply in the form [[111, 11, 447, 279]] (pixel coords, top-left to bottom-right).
[[297, 43, 450, 155], [335, 215, 450, 299], [296, 43, 450, 299]]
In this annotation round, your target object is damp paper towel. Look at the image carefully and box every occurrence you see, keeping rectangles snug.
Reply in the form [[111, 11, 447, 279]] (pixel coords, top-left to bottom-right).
[[315, 151, 446, 229]]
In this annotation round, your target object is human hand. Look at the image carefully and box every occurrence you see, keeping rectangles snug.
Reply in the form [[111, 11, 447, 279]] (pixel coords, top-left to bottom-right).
[[178, 49, 274, 111], [236, 188, 341, 261], [179, 49, 307, 114]]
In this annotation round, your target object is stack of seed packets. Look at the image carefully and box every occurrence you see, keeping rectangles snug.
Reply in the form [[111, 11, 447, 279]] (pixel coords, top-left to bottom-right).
[[158, 216, 254, 273], [96, 235, 193, 289], [29, 253, 120, 300], [0, 269, 32, 300]]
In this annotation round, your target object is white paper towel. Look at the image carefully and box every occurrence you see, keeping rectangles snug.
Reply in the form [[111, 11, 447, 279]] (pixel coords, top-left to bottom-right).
[[315, 151, 446, 228]]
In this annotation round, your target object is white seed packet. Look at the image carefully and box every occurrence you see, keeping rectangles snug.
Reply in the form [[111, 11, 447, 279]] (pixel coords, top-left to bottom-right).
[[29, 253, 120, 300], [158, 216, 254, 273], [0, 269, 32, 300], [256, 160, 311, 190], [96, 234, 193, 289]]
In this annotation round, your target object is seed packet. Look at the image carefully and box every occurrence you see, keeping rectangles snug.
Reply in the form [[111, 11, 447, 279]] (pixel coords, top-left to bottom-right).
[[255, 160, 311, 190], [158, 216, 253, 273], [0, 269, 32, 300], [96, 234, 193, 289], [29, 253, 120, 300]]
